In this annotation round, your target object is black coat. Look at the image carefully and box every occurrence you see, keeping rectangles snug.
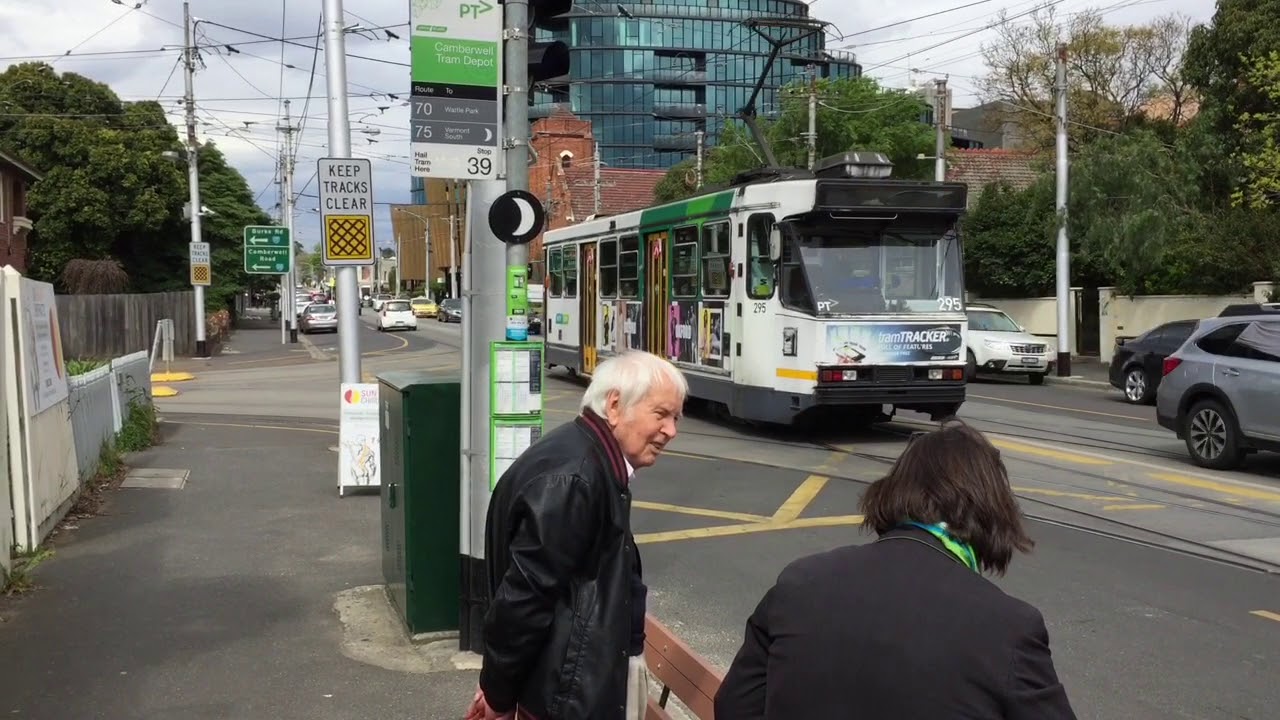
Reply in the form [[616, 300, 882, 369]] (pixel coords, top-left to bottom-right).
[[714, 526, 1077, 719], [480, 412, 640, 720]]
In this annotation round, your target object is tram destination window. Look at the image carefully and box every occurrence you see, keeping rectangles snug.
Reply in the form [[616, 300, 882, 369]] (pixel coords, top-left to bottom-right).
[[702, 221, 730, 298], [599, 239, 619, 298], [548, 247, 564, 297], [747, 214, 776, 299], [618, 235, 640, 298], [672, 226, 699, 298]]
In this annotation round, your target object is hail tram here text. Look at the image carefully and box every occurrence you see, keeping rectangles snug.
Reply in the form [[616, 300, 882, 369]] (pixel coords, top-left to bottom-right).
[[322, 163, 372, 212]]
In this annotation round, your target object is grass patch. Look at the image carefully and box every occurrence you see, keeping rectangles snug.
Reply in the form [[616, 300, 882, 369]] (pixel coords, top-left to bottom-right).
[[116, 396, 159, 453], [3, 546, 54, 595], [65, 358, 108, 376]]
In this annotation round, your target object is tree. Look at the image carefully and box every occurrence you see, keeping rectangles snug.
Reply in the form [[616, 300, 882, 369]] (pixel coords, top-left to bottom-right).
[[654, 76, 934, 202], [1184, 0, 1280, 143], [981, 8, 1196, 150], [195, 143, 275, 311], [1228, 51, 1280, 210]]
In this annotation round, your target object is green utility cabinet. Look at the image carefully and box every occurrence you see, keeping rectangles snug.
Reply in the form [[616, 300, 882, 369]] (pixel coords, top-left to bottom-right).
[[378, 371, 461, 635]]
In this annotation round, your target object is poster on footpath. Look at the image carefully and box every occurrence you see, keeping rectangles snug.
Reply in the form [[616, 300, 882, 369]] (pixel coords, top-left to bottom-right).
[[20, 277, 68, 416], [338, 383, 381, 495]]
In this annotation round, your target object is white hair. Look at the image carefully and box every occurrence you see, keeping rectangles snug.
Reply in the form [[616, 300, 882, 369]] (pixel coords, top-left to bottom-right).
[[580, 350, 689, 416]]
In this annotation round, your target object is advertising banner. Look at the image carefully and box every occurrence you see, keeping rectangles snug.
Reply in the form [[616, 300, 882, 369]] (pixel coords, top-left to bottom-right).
[[823, 323, 964, 364], [338, 383, 381, 490]]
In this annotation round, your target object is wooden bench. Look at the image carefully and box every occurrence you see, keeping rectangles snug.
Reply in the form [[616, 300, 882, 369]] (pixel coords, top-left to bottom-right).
[[643, 613, 724, 720]]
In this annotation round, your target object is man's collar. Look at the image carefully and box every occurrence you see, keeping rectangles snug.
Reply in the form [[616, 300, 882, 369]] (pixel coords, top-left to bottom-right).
[[624, 457, 635, 480]]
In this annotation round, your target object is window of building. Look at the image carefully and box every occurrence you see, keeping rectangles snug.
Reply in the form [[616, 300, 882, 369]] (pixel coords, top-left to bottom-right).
[[564, 244, 578, 298], [672, 226, 699, 298], [747, 214, 775, 299], [560, 151, 573, 168], [600, 238, 619, 297], [548, 246, 564, 297], [619, 235, 640, 298], [701, 221, 730, 297]]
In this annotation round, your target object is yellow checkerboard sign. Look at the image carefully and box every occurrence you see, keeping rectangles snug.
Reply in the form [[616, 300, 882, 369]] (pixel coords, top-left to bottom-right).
[[324, 215, 374, 261], [190, 264, 211, 286]]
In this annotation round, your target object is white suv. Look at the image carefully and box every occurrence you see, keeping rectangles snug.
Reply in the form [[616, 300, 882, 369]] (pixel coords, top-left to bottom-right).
[[965, 304, 1055, 385]]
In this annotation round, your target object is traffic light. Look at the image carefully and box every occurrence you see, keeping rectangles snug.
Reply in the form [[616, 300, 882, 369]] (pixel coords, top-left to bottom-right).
[[528, 0, 572, 89]]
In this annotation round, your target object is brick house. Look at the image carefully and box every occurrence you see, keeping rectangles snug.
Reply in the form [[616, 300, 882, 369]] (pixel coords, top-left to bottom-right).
[[527, 108, 665, 276], [0, 150, 41, 273], [945, 148, 1042, 208]]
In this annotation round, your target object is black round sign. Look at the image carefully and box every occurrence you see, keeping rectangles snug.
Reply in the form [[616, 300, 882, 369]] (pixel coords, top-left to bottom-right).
[[488, 189, 545, 245]]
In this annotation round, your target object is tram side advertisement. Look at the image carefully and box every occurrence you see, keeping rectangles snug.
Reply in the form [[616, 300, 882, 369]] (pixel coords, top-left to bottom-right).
[[409, 0, 503, 180], [823, 323, 964, 365]]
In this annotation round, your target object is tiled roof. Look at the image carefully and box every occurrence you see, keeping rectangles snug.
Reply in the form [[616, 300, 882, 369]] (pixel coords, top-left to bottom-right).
[[559, 166, 666, 221], [946, 149, 1041, 193]]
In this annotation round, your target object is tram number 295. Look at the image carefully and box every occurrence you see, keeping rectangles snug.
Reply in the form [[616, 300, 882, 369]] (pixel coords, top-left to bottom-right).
[[467, 156, 493, 176], [938, 296, 963, 311]]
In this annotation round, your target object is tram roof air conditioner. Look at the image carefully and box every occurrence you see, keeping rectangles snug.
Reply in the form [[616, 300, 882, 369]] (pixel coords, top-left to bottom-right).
[[814, 151, 893, 179]]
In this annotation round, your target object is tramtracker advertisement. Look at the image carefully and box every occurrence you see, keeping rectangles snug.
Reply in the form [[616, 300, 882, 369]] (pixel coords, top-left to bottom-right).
[[823, 323, 964, 364]]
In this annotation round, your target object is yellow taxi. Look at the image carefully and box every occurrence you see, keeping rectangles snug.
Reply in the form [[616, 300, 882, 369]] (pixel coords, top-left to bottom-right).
[[410, 296, 438, 318]]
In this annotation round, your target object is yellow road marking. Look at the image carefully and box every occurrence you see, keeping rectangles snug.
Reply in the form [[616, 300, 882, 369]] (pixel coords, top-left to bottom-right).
[[1102, 504, 1165, 511], [632, 501, 770, 523], [636, 514, 864, 545], [1013, 486, 1124, 502], [775, 368, 818, 381], [1149, 472, 1280, 502], [772, 475, 829, 522], [992, 438, 1113, 466], [968, 393, 1146, 422], [1250, 610, 1280, 623]]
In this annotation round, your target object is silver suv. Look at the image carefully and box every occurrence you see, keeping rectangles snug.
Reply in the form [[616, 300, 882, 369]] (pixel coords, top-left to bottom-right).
[[1155, 311, 1280, 469]]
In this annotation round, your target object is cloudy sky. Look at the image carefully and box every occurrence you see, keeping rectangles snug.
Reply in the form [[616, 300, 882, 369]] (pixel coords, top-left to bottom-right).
[[0, 0, 1211, 255]]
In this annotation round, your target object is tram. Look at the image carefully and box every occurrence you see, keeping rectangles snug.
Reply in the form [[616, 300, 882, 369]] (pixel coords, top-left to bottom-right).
[[539, 151, 971, 426]]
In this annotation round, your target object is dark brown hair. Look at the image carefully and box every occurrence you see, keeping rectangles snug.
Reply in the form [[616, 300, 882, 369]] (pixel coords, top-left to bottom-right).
[[859, 420, 1033, 575]]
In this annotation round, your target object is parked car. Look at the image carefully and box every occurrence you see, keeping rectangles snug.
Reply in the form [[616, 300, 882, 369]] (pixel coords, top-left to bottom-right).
[[437, 298, 462, 323], [370, 293, 393, 311], [410, 296, 438, 318], [299, 303, 338, 334], [964, 304, 1054, 384], [377, 299, 417, 331], [1155, 313, 1280, 469], [1108, 319, 1198, 404]]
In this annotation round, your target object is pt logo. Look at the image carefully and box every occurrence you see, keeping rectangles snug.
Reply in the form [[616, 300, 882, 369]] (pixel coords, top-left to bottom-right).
[[460, 0, 494, 17]]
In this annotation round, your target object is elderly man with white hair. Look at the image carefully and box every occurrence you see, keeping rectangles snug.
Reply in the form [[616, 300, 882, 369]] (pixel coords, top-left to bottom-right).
[[467, 350, 688, 720]]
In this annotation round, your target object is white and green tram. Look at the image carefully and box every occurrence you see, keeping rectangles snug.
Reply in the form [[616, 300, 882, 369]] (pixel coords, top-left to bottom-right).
[[538, 152, 971, 426]]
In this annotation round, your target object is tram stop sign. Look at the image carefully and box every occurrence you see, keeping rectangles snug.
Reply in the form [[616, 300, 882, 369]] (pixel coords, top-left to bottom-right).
[[488, 190, 545, 245]]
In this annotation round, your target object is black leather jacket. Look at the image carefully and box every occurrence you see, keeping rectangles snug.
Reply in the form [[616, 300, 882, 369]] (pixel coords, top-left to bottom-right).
[[480, 412, 638, 720]]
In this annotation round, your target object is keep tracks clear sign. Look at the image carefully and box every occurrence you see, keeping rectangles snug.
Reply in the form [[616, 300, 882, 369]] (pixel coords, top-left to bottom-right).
[[319, 157, 375, 267], [409, 0, 503, 180]]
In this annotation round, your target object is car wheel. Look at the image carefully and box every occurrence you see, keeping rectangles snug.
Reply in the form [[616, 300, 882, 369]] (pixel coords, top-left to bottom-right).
[[1183, 398, 1246, 470], [965, 350, 977, 381], [1122, 366, 1151, 404], [1027, 372, 1045, 386]]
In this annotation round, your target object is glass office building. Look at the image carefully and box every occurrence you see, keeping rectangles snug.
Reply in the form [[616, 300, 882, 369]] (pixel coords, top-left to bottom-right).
[[532, 0, 860, 169]]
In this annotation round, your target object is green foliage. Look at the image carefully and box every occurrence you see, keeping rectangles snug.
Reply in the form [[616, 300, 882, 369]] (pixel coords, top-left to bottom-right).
[[961, 179, 1058, 298], [1230, 51, 1280, 209], [3, 546, 54, 595], [1184, 0, 1280, 145], [116, 395, 159, 453], [0, 62, 271, 310], [655, 77, 934, 201], [65, 358, 107, 376]]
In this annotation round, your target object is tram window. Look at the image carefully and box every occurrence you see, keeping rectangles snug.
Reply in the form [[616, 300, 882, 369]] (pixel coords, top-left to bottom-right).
[[780, 232, 815, 313], [599, 239, 619, 298], [672, 226, 699, 298], [548, 247, 564, 297], [747, 214, 776, 299], [564, 245, 579, 298], [619, 235, 640, 298], [702, 221, 730, 298]]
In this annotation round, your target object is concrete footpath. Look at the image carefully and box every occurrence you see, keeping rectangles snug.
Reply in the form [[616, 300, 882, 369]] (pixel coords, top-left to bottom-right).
[[0, 415, 479, 719]]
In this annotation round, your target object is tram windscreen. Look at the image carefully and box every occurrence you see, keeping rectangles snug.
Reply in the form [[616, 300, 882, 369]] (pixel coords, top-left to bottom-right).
[[781, 217, 964, 316]]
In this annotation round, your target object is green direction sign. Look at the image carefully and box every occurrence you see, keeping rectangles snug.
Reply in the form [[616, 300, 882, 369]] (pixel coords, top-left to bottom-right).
[[243, 225, 292, 275]]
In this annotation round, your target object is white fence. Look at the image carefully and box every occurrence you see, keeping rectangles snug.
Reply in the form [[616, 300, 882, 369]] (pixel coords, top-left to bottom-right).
[[2, 265, 153, 579]]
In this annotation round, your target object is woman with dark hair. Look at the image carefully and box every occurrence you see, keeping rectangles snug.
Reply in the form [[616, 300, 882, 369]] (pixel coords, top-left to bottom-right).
[[714, 421, 1076, 719]]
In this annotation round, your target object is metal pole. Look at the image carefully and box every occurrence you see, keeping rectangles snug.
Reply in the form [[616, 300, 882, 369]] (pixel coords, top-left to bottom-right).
[[423, 224, 431, 297], [504, 0, 530, 329], [183, 1, 208, 358], [807, 66, 817, 170], [1054, 44, 1072, 376], [593, 142, 602, 215], [283, 99, 298, 344], [322, 0, 360, 384], [934, 78, 947, 182], [449, 214, 458, 298]]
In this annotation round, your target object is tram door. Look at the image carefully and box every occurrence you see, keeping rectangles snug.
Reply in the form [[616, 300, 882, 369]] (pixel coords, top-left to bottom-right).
[[644, 231, 669, 355], [581, 243, 599, 373]]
